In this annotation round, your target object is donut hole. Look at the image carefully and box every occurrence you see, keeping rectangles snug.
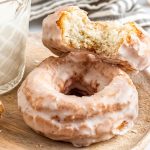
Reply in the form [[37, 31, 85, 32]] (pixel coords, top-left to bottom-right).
[[61, 79, 98, 97], [67, 88, 90, 97], [66, 83, 95, 97], [53, 53, 120, 97]]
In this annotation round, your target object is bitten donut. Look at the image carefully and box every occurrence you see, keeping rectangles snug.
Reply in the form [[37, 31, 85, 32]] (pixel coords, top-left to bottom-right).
[[42, 6, 150, 71], [18, 52, 138, 147]]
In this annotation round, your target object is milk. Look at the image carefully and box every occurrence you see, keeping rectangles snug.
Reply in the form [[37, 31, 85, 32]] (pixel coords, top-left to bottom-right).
[[0, 0, 30, 94]]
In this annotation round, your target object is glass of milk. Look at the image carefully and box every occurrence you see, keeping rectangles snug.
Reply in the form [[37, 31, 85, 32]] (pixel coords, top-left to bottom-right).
[[0, 0, 31, 94]]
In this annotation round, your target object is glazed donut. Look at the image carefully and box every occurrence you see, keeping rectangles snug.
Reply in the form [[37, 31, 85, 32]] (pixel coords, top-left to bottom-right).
[[18, 52, 138, 147], [42, 6, 150, 71]]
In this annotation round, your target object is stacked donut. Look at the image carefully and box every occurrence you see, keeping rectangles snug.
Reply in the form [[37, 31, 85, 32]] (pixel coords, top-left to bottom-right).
[[18, 6, 150, 147]]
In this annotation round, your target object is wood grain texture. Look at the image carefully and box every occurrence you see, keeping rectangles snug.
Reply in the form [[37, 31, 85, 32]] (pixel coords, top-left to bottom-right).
[[0, 33, 150, 150]]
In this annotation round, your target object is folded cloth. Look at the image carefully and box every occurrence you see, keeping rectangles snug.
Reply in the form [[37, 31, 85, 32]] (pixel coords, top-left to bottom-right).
[[31, 0, 150, 31], [31, 0, 43, 4]]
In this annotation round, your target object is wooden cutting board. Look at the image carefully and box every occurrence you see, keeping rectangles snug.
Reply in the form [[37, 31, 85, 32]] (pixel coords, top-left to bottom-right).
[[0, 33, 150, 150]]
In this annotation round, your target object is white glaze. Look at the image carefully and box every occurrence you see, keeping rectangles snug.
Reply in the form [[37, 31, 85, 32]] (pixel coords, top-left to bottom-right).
[[18, 52, 138, 147]]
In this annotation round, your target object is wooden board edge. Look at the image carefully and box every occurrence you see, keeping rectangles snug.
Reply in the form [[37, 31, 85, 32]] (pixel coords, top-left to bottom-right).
[[132, 129, 150, 150]]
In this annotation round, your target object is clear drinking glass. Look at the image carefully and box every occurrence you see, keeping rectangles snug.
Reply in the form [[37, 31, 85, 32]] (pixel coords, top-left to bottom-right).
[[0, 0, 31, 94]]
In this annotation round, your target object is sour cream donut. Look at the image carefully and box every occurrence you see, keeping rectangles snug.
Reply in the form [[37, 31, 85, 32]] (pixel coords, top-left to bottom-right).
[[42, 6, 150, 71], [18, 52, 138, 147]]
